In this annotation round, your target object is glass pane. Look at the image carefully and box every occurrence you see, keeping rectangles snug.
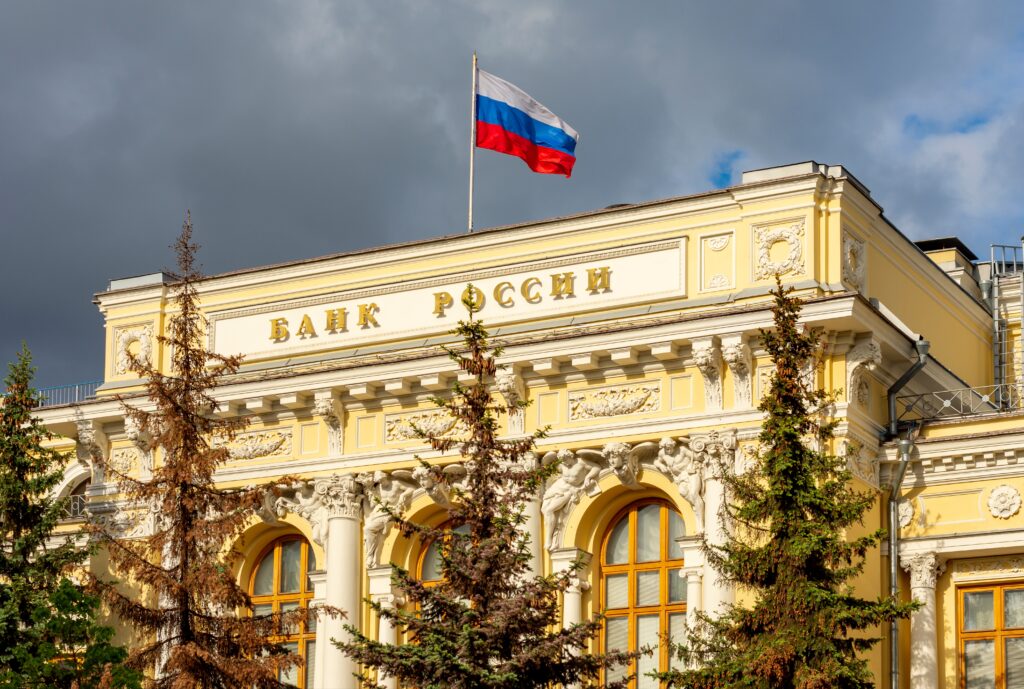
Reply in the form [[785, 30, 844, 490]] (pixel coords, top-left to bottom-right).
[[253, 603, 273, 618], [1006, 637, 1024, 689], [307, 606, 318, 633], [305, 639, 316, 689], [637, 571, 660, 607], [636, 505, 661, 562], [280, 541, 301, 593], [280, 641, 300, 685], [422, 541, 442, 581], [964, 591, 995, 631], [964, 639, 995, 689], [606, 573, 628, 609], [636, 615, 659, 689], [606, 516, 629, 564], [306, 545, 317, 593], [253, 550, 275, 596], [668, 510, 685, 553], [280, 601, 300, 635], [1008, 638, 1024, 689], [669, 567, 686, 603], [605, 617, 628, 684], [669, 613, 686, 671], [1006, 589, 1024, 628]]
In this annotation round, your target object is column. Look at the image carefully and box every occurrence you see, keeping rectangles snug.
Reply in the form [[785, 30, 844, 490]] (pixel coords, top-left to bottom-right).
[[307, 570, 327, 689], [524, 478, 544, 578], [314, 475, 364, 689], [367, 566, 400, 689], [548, 547, 591, 629], [901, 552, 943, 689], [676, 536, 704, 632], [700, 474, 732, 616]]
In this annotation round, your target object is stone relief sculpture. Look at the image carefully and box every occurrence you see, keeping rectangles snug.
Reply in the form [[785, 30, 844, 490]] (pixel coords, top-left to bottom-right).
[[754, 220, 805, 280], [654, 436, 705, 530], [846, 340, 881, 407], [358, 470, 418, 568], [721, 338, 752, 408], [540, 449, 602, 550], [692, 340, 723, 411], [262, 474, 364, 546], [568, 383, 661, 420], [495, 370, 526, 435], [842, 232, 866, 292], [114, 324, 153, 376], [313, 398, 344, 455]]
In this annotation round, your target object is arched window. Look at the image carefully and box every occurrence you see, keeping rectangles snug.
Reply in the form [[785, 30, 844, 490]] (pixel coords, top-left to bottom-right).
[[250, 536, 317, 688], [418, 523, 470, 584], [63, 479, 90, 521], [601, 500, 686, 688]]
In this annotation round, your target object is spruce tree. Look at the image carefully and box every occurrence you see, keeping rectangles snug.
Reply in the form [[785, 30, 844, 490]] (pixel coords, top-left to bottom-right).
[[660, 280, 914, 689], [0, 345, 139, 689], [336, 303, 631, 689], [93, 214, 309, 688]]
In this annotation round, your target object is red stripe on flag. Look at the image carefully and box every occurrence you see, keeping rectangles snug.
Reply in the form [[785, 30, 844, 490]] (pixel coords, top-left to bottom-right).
[[476, 121, 576, 177]]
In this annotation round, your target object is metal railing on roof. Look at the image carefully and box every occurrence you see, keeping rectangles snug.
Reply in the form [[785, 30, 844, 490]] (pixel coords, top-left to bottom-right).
[[991, 244, 1024, 277], [36, 381, 102, 408], [895, 382, 1020, 422]]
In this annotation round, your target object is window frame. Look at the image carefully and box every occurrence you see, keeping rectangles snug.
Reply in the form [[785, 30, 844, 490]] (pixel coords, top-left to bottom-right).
[[599, 498, 686, 688], [249, 535, 318, 689], [958, 581, 1024, 689]]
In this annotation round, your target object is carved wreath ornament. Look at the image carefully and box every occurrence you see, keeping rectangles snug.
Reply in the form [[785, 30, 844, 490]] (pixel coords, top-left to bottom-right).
[[115, 325, 153, 375], [755, 221, 805, 280], [988, 485, 1022, 519]]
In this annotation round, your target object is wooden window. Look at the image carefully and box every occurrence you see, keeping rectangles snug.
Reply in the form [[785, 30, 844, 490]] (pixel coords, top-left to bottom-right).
[[601, 500, 686, 689], [959, 582, 1024, 689], [250, 537, 318, 688]]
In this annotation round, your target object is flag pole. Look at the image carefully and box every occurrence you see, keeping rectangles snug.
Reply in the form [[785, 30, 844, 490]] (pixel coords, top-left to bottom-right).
[[468, 51, 478, 233]]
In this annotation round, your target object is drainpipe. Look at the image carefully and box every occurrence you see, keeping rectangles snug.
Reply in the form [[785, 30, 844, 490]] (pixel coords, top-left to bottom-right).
[[887, 339, 930, 439], [885, 338, 929, 689], [888, 435, 915, 689]]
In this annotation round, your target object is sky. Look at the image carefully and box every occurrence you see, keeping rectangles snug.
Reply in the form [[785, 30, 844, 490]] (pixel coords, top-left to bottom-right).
[[3, 1, 1024, 388]]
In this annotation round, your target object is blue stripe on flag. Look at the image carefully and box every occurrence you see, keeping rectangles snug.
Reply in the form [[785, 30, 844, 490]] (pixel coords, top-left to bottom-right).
[[476, 95, 577, 157]]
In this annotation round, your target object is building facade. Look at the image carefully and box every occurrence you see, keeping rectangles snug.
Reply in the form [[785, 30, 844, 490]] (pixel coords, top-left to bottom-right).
[[36, 161, 1024, 688]]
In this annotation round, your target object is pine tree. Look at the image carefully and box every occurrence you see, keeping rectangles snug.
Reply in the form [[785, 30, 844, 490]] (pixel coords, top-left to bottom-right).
[[0, 345, 139, 689], [660, 280, 914, 689], [92, 214, 309, 688], [336, 303, 632, 689]]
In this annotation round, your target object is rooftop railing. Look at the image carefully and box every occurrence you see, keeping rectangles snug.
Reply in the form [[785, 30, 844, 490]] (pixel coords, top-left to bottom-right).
[[36, 381, 102, 408], [896, 382, 1020, 422]]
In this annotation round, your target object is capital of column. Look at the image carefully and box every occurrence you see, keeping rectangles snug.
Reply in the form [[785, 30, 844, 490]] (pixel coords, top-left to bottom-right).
[[549, 547, 592, 593], [901, 551, 945, 592], [262, 473, 364, 546]]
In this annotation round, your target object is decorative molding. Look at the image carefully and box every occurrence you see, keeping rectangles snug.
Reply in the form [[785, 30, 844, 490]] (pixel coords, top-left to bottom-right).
[[754, 219, 805, 280], [721, 336, 752, 409], [707, 235, 730, 252], [213, 429, 292, 460], [124, 415, 153, 480], [691, 339, 723, 411], [108, 447, 139, 478], [841, 231, 866, 292], [114, 324, 153, 376], [708, 274, 729, 289], [901, 552, 944, 592], [846, 340, 880, 407], [568, 381, 661, 421], [690, 429, 737, 477], [988, 485, 1022, 519], [357, 470, 417, 568], [841, 439, 879, 488], [954, 557, 1024, 578], [384, 409, 465, 443]]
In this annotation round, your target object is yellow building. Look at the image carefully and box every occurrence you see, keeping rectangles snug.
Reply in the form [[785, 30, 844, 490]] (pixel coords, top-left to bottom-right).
[[33, 160, 1024, 689]]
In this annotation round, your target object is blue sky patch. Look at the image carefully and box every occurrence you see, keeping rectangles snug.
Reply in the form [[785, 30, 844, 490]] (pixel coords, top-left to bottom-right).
[[708, 149, 745, 188], [903, 112, 992, 139]]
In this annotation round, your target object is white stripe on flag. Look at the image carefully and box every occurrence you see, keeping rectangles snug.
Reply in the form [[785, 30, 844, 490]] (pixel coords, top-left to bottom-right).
[[476, 69, 579, 141]]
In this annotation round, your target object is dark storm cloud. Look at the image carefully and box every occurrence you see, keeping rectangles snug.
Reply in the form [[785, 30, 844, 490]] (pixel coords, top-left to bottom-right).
[[3, 1, 1024, 387]]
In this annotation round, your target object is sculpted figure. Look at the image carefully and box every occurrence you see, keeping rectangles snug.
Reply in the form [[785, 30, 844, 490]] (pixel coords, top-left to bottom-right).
[[655, 436, 705, 530], [540, 449, 602, 550], [413, 465, 451, 507], [359, 470, 416, 568]]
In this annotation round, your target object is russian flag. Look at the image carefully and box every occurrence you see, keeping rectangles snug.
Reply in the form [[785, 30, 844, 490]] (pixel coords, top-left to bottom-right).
[[475, 69, 579, 178]]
